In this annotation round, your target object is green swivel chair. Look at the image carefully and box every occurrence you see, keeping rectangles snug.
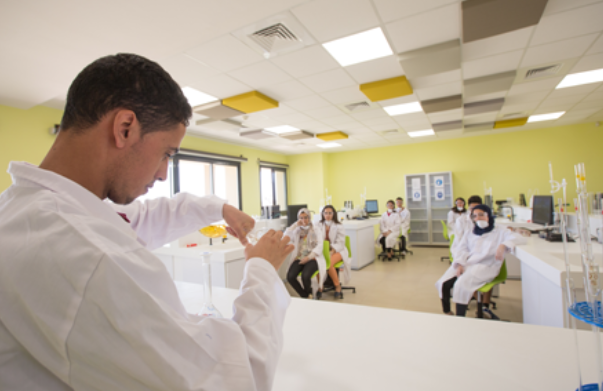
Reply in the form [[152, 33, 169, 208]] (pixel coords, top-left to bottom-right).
[[322, 236, 356, 298], [440, 221, 454, 263], [476, 260, 507, 320]]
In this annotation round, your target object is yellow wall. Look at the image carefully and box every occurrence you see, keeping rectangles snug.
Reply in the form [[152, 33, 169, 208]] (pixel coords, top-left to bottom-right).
[[286, 152, 329, 213], [323, 122, 603, 210], [0, 104, 288, 216]]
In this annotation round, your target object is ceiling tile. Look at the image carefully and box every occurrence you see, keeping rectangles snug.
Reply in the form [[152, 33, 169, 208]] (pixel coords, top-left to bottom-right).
[[521, 34, 598, 68], [415, 81, 462, 100], [538, 94, 584, 108], [530, 2, 603, 46], [572, 100, 603, 111], [321, 86, 368, 104], [462, 50, 524, 79], [304, 105, 347, 120], [427, 108, 463, 122], [373, 0, 459, 24], [570, 52, 603, 73], [584, 90, 603, 102], [320, 114, 359, 126], [464, 71, 516, 97], [369, 122, 402, 131], [355, 133, 386, 141], [398, 39, 461, 79], [158, 54, 221, 85], [543, 0, 602, 16], [294, 121, 335, 132], [499, 102, 539, 116], [532, 104, 574, 114], [433, 120, 463, 132], [299, 69, 357, 93], [506, 77, 564, 96], [547, 83, 600, 99], [410, 69, 462, 89], [259, 80, 314, 101], [463, 98, 505, 115], [421, 94, 462, 113], [344, 56, 404, 84], [504, 90, 550, 105], [272, 112, 315, 125], [227, 61, 292, 89], [189, 74, 251, 99], [393, 112, 432, 127], [255, 104, 298, 118], [587, 33, 603, 55], [292, 0, 381, 42], [385, 4, 461, 53], [270, 45, 340, 78], [285, 94, 332, 111], [463, 113, 498, 124], [185, 34, 264, 73], [361, 116, 398, 127], [464, 90, 507, 104], [400, 122, 436, 132], [350, 108, 388, 121], [462, 27, 534, 62], [377, 94, 421, 107]]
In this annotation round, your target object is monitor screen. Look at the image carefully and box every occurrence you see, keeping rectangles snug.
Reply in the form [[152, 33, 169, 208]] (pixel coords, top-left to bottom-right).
[[365, 200, 379, 214], [532, 196, 554, 226], [287, 204, 308, 227]]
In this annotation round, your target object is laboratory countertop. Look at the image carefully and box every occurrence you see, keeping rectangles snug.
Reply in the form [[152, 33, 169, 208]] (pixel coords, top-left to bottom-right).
[[153, 242, 245, 262], [175, 281, 602, 391], [339, 217, 381, 229]]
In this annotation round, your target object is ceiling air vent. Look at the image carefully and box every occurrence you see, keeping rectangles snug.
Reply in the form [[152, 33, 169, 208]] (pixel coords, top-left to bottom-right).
[[344, 101, 371, 112], [249, 23, 300, 53], [525, 64, 562, 80]]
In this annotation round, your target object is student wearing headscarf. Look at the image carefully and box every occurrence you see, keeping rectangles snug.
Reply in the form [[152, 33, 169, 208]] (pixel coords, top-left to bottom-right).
[[447, 197, 467, 236], [435, 205, 526, 317]]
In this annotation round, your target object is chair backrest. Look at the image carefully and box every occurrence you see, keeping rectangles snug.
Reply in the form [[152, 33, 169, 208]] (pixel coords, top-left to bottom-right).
[[345, 236, 351, 257], [322, 241, 331, 268], [498, 260, 508, 281], [440, 220, 449, 241]]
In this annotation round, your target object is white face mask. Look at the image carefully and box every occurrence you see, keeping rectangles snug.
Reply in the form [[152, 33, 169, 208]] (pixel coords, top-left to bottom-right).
[[387, 208, 393, 213], [300, 225, 310, 230], [325, 220, 333, 226], [457, 206, 464, 211], [475, 220, 489, 229]]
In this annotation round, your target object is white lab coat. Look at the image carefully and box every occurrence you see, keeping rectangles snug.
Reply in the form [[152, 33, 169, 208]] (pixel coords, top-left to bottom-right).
[[377, 211, 401, 249], [314, 221, 352, 285], [435, 225, 525, 304], [447, 209, 466, 236], [395, 207, 411, 238], [284, 224, 327, 292], [450, 213, 474, 258], [0, 161, 290, 391]]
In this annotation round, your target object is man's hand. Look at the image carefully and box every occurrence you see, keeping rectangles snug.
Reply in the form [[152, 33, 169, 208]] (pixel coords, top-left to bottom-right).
[[300, 256, 310, 264], [245, 230, 294, 271], [496, 244, 507, 261], [384, 230, 391, 237], [456, 265, 464, 277], [223, 204, 255, 246]]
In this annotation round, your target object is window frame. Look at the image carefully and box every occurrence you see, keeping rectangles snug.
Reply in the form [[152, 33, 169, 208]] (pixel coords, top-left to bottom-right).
[[259, 165, 288, 213]]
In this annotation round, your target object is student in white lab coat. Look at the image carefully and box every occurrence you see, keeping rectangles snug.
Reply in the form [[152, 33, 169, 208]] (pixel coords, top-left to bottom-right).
[[435, 205, 525, 316], [0, 54, 294, 391], [447, 197, 467, 236], [450, 195, 483, 257], [284, 208, 325, 299], [377, 200, 401, 261], [313, 205, 351, 299], [395, 197, 411, 254]]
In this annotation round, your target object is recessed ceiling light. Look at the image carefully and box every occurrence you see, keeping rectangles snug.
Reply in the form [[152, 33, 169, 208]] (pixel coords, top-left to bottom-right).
[[322, 28, 393, 67], [407, 129, 434, 138], [317, 142, 342, 149], [384, 102, 423, 116], [556, 68, 603, 89], [265, 125, 300, 134], [527, 112, 565, 123], [182, 87, 218, 107]]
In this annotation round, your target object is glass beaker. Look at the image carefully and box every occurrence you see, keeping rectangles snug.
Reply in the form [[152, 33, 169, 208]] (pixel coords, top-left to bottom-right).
[[197, 251, 223, 318]]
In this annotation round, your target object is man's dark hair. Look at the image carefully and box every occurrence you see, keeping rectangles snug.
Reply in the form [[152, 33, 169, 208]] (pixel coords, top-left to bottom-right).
[[387, 199, 395, 206], [60, 53, 192, 135], [468, 195, 483, 205], [396, 197, 403, 201]]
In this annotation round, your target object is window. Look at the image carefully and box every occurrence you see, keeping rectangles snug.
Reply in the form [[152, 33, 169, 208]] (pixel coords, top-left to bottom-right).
[[260, 166, 288, 211], [136, 161, 173, 203]]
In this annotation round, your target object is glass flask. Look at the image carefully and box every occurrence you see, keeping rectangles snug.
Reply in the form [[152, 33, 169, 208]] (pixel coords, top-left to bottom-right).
[[197, 251, 223, 318]]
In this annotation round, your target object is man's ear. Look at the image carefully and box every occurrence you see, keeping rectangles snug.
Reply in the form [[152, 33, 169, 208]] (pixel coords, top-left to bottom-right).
[[113, 110, 140, 149]]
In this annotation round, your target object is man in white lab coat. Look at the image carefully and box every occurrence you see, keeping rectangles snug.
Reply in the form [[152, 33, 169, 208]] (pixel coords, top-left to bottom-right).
[[0, 53, 293, 391]]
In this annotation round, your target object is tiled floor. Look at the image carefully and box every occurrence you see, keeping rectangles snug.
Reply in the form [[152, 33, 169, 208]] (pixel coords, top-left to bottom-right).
[[285, 246, 524, 323]]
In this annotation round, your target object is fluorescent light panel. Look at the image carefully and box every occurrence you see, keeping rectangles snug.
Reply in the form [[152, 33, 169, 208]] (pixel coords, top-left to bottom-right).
[[265, 125, 299, 134], [407, 129, 434, 138], [182, 86, 218, 107], [317, 142, 342, 148], [384, 102, 423, 116], [527, 112, 565, 123], [556, 68, 603, 89], [322, 28, 393, 67]]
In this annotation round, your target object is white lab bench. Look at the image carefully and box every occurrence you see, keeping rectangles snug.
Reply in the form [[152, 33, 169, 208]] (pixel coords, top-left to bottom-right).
[[340, 217, 381, 270], [176, 281, 603, 391]]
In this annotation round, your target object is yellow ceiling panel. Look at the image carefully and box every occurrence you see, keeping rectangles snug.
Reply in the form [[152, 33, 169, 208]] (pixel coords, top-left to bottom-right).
[[359, 76, 413, 102], [222, 91, 278, 114], [316, 131, 349, 141], [493, 117, 528, 129]]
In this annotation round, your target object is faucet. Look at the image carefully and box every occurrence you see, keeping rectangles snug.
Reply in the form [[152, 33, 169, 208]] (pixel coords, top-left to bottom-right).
[[504, 204, 514, 222]]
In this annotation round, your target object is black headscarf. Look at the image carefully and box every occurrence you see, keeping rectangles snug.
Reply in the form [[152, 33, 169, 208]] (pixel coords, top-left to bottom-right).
[[472, 204, 495, 236]]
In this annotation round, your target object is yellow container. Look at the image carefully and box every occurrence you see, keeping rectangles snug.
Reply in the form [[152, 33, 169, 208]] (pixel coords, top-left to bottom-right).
[[199, 225, 228, 238]]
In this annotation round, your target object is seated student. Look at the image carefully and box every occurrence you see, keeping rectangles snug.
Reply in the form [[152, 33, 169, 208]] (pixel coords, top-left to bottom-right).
[[435, 205, 526, 316], [451, 195, 483, 256], [395, 197, 411, 254], [314, 205, 351, 299], [377, 200, 401, 260], [285, 208, 324, 299], [447, 197, 467, 237]]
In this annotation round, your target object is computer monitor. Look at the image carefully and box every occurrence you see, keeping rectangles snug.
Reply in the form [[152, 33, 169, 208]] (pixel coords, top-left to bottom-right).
[[287, 204, 308, 227], [532, 196, 554, 226], [365, 200, 379, 215]]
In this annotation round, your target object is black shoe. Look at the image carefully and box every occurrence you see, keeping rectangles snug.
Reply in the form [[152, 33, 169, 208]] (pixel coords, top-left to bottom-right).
[[334, 291, 343, 299], [316, 291, 322, 300]]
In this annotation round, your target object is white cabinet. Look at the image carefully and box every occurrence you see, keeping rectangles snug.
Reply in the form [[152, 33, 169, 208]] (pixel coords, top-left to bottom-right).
[[405, 171, 453, 245]]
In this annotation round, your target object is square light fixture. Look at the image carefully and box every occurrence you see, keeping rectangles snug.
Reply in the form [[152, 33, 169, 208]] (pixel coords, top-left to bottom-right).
[[317, 142, 342, 148], [384, 102, 423, 116], [265, 125, 300, 134], [322, 28, 393, 67], [527, 112, 565, 123], [280, 130, 315, 140], [239, 129, 277, 139], [556, 68, 603, 89], [407, 129, 435, 138], [182, 86, 218, 107]]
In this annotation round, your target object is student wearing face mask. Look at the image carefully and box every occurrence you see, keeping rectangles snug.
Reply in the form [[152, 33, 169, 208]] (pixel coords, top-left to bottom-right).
[[395, 197, 411, 254], [377, 200, 401, 260], [285, 208, 324, 299], [435, 205, 526, 316], [451, 195, 483, 257], [447, 197, 467, 236], [313, 205, 351, 299]]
